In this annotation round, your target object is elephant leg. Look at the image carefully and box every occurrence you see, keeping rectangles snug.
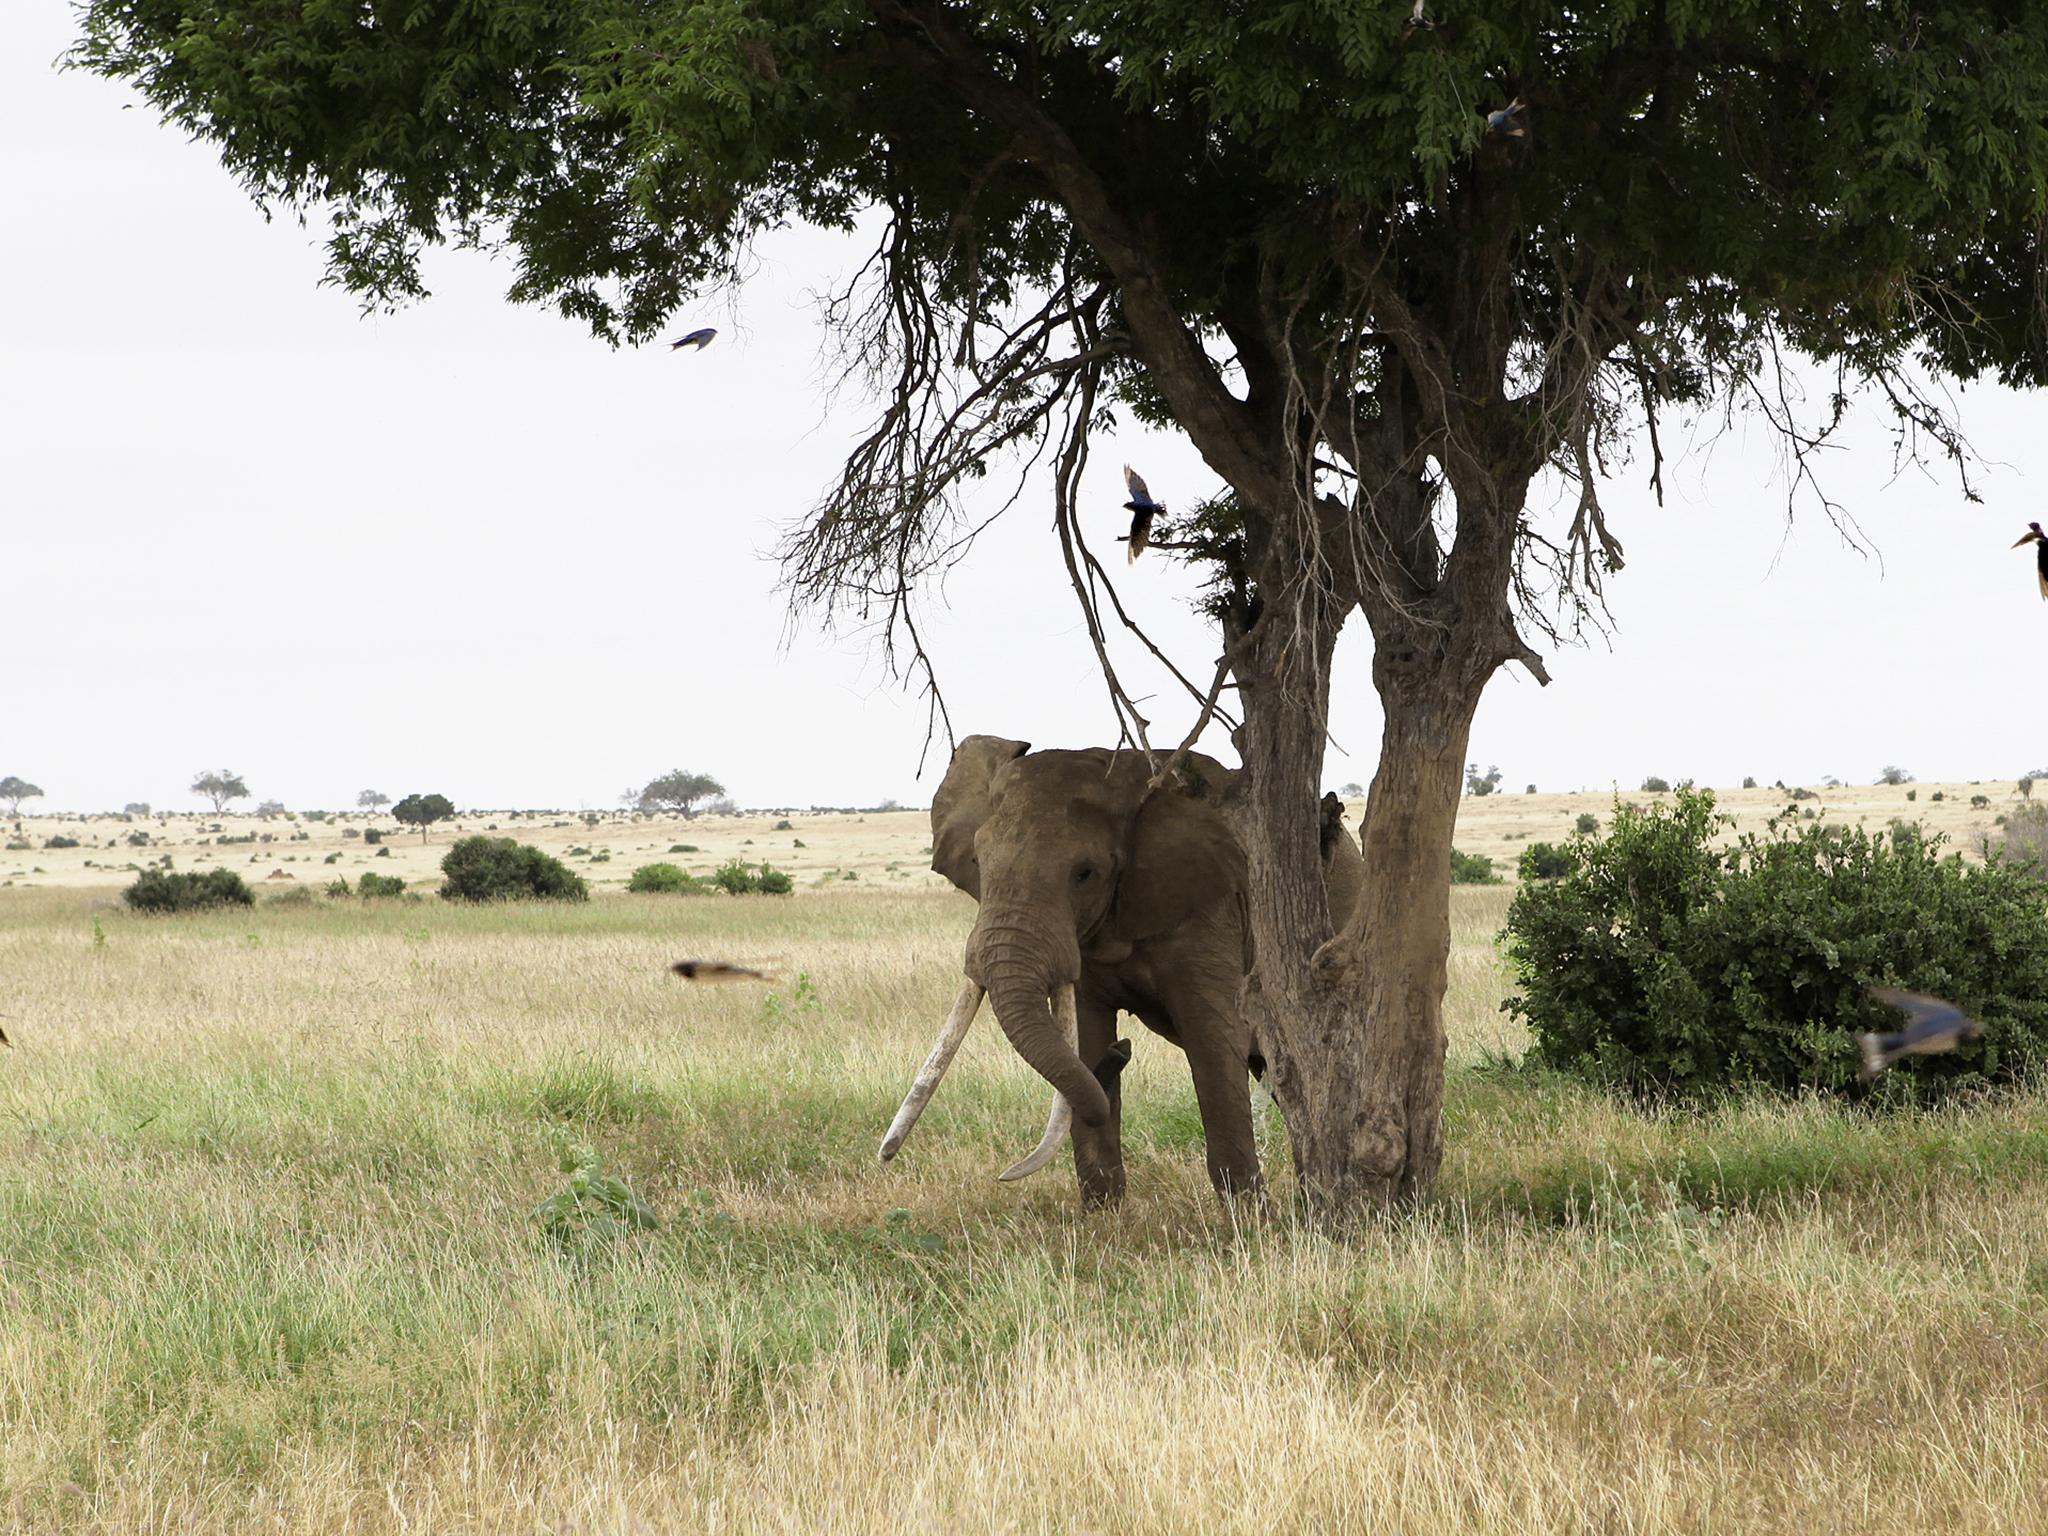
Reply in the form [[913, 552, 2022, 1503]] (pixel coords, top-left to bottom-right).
[[1073, 993, 1127, 1210], [1180, 1010, 1266, 1205]]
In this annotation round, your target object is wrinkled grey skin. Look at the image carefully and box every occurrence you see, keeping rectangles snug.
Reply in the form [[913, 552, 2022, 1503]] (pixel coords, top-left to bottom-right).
[[931, 735, 1364, 1208]]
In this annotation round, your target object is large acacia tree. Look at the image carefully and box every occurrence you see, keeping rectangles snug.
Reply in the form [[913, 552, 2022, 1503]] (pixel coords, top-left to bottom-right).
[[77, 1, 2048, 1223]]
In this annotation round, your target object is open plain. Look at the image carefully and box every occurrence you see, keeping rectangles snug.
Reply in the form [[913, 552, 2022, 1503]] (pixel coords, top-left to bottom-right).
[[5, 784, 2048, 1532]]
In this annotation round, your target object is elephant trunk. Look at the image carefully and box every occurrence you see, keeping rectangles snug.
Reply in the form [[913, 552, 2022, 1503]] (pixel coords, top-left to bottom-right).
[[985, 965, 1110, 1129]]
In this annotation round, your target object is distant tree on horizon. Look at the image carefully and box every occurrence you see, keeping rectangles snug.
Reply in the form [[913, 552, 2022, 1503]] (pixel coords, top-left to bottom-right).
[[191, 770, 249, 813], [256, 799, 287, 817], [357, 789, 391, 812], [635, 769, 726, 819], [123, 801, 151, 817], [1336, 782, 1365, 799], [1876, 766, 1915, 786], [0, 777, 43, 816], [392, 792, 457, 842], [1464, 764, 1503, 798]]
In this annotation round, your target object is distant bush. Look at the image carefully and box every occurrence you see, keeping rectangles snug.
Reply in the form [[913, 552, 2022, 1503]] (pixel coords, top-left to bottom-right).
[[1449, 848, 1501, 885], [1504, 788, 2048, 1100], [627, 862, 706, 894], [122, 802, 150, 817], [123, 867, 255, 914], [1464, 764, 1502, 797], [1986, 803, 2048, 882], [1876, 766, 1914, 786], [266, 886, 315, 907], [125, 831, 150, 847], [1516, 842, 1575, 882], [711, 858, 795, 896], [45, 836, 79, 849], [256, 799, 287, 816], [1906, 788, 1917, 801], [1640, 775, 1671, 793], [363, 827, 384, 845], [438, 836, 588, 902], [356, 872, 407, 898], [1741, 776, 1758, 790], [343, 828, 361, 839], [1931, 791, 1946, 802], [668, 844, 700, 854], [1574, 812, 1599, 835], [773, 818, 794, 830]]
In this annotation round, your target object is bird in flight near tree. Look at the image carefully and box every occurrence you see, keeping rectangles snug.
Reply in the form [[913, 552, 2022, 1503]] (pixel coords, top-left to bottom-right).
[[1485, 97, 1530, 141], [1120, 464, 1165, 562], [669, 327, 717, 351], [1859, 988, 1985, 1080], [671, 960, 774, 984], [2012, 522, 2048, 599]]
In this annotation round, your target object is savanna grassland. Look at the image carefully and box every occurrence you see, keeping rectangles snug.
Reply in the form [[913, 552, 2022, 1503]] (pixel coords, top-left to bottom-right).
[[5, 787, 2048, 1533]]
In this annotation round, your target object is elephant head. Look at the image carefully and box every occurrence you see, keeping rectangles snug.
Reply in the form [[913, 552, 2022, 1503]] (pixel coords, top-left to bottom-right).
[[880, 735, 1246, 1170]]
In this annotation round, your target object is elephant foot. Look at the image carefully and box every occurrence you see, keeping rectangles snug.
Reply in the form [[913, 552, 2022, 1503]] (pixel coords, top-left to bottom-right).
[[1078, 1040, 1132, 1210]]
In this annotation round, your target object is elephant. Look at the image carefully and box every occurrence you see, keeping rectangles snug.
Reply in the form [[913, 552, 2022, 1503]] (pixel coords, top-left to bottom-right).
[[878, 734, 1363, 1208]]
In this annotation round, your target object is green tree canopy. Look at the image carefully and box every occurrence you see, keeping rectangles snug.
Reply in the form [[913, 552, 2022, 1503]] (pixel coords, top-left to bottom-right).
[[0, 777, 43, 816], [74, 0, 2048, 1222], [190, 770, 248, 813], [392, 792, 458, 841], [635, 769, 726, 818]]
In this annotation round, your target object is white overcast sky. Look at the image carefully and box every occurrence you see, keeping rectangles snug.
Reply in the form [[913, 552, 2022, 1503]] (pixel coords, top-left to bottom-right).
[[5, 2, 2045, 814]]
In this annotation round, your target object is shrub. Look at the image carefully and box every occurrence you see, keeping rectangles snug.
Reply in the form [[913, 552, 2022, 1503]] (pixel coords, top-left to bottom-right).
[[1464, 763, 1502, 797], [773, 818, 794, 830], [356, 872, 407, 898], [439, 836, 589, 902], [1986, 803, 2048, 881], [125, 831, 150, 847], [1741, 776, 1758, 790], [628, 862, 706, 894], [1906, 788, 1917, 802], [1449, 848, 1500, 885], [363, 827, 384, 845], [711, 858, 796, 896], [1516, 841, 1575, 882], [668, 844, 700, 854], [266, 886, 315, 907], [45, 836, 79, 849], [1640, 775, 1671, 793], [1524, 784, 1537, 795], [1503, 788, 2048, 1100], [1931, 790, 1946, 802], [1574, 812, 1600, 835], [123, 867, 255, 914], [1876, 766, 1914, 786]]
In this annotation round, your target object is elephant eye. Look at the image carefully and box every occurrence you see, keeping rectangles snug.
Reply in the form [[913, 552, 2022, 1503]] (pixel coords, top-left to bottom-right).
[[1072, 863, 1098, 885]]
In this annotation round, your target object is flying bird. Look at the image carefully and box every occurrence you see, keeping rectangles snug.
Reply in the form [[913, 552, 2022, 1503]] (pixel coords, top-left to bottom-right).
[[671, 960, 774, 984], [1485, 97, 1530, 141], [669, 328, 718, 352], [0, 1016, 10, 1047], [1402, 0, 1434, 41], [1121, 464, 1165, 563], [2013, 522, 2048, 599], [1858, 987, 1984, 1081]]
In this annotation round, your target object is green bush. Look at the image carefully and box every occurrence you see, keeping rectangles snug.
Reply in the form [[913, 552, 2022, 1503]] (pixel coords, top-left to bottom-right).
[[1502, 788, 2048, 1100], [356, 872, 407, 898], [122, 867, 256, 914], [45, 835, 80, 849], [1449, 848, 1501, 885], [627, 862, 706, 894], [364, 827, 384, 845], [1574, 812, 1600, 836], [438, 837, 589, 903], [1640, 775, 1671, 793], [668, 844, 700, 854], [1516, 841, 1575, 882], [711, 858, 795, 896]]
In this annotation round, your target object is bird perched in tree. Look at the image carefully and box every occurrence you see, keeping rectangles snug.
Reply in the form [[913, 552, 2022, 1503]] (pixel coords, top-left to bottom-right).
[[1858, 987, 1984, 1081], [671, 959, 774, 984], [1485, 97, 1530, 141], [669, 327, 717, 351], [1121, 464, 1165, 562], [1402, 0, 1433, 42], [2012, 522, 2048, 599]]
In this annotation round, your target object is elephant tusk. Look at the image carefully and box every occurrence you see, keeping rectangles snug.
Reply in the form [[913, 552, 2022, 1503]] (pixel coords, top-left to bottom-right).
[[998, 984, 1077, 1182], [879, 977, 985, 1162]]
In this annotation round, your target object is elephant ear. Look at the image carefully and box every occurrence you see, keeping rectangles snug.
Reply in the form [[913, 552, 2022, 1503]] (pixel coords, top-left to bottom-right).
[[929, 735, 1029, 898], [1115, 788, 1246, 940]]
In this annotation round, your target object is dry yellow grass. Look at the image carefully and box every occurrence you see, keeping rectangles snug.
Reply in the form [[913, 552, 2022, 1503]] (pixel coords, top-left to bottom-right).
[[3, 807, 2048, 1532]]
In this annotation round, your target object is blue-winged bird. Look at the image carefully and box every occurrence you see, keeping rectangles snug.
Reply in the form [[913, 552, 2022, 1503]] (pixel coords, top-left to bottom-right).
[[2013, 522, 2048, 599], [669, 327, 718, 351], [1859, 987, 1984, 1081], [1121, 464, 1165, 562], [1485, 97, 1529, 141]]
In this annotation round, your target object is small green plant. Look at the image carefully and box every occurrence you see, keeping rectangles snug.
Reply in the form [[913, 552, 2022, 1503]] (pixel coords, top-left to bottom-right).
[[1517, 842, 1575, 882], [122, 868, 256, 914], [627, 862, 706, 894], [439, 836, 589, 902], [531, 1137, 658, 1249], [91, 915, 106, 949], [711, 859, 795, 896], [1449, 848, 1500, 884], [1905, 788, 1918, 802], [356, 872, 407, 898]]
